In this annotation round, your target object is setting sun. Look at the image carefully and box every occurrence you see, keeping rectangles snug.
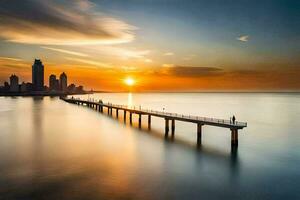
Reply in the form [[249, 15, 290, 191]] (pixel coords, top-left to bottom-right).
[[124, 77, 135, 86]]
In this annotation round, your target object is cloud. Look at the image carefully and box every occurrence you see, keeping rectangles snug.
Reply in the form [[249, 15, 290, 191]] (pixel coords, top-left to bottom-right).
[[121, 66, 137, 71], [0, 56, 23, 62], [0, 56, 29, 74], [144, 58, 153, 63], [183, 54, 197, 61], [162, 64, 175, 68], [164, 52, 174, 56], [0, 0, 135, 45], [41, 46, 89, 57], [166, 66, 223, 77], [237, 35, 249, 42], [158, 65, 223, 77], [65, 57, 111, 68], [120, 49, 150, 59]]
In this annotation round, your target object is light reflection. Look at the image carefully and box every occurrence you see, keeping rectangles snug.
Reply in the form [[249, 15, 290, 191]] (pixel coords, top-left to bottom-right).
[[127, 93, 133, 109]]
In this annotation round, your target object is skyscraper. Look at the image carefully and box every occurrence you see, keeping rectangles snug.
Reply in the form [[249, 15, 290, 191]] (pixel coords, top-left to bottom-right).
[[9, 74, 19, 92], [32, 59, 44, 91], [49, 74, 60, 91], [60, 72, 67, 92], [49, 74, 57, 91]]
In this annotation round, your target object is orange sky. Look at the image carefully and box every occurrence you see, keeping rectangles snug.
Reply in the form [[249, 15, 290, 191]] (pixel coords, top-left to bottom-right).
[[1, 57, 299, 92], [0, 0, 299, 91]]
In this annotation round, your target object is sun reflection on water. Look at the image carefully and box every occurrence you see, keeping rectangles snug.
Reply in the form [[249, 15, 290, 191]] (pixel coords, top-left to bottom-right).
[[127, 93, 133, 109]]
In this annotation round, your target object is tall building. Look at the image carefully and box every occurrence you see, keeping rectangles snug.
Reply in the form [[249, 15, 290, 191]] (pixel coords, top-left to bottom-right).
[[59, 72, 67, 92], [49, 74, 60, 91], [54, 79, 59, 91], [9, 74, 19, 92], [49, 74, 57, 91], [32, 59, 44, 91]]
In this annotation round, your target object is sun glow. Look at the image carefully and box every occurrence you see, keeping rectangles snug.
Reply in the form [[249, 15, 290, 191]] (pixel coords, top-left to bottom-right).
[[124, 77, 135, 86]]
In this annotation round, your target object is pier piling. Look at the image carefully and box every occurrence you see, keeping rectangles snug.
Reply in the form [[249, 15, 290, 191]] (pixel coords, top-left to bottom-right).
[[197, 123, 203, 145], [124, 110, 127, 122], [171, 119, 175, 137], [165, 118, 169, 137], [129, 112, 132, 124], [138, 114, 142, 128], [148, 115, 151, 129], [231, 129, 238, 146]]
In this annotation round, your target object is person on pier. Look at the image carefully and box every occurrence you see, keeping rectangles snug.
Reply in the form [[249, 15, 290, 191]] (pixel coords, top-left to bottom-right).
[[232, 115, 236, 124]]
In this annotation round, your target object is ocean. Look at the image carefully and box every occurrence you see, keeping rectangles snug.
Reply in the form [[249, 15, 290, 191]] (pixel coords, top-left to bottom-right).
[[0, 93, 299, 199]]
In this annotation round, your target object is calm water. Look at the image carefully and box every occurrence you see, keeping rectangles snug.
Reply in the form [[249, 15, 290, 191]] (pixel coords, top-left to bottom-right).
[[0, 93, 299, 200]]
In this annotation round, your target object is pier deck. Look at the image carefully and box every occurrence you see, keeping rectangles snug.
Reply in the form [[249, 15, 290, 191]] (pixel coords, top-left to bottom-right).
[[61, 97, 247, 146]]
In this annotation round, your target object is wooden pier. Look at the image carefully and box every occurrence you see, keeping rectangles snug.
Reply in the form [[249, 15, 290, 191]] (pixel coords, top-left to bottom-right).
[[61, 97, 247, 147]]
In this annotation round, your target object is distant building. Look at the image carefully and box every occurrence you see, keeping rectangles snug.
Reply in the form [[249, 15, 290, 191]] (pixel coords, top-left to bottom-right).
[[32, 59, 44, 91], [26, 82, 33, 92], [20, 82, 27, 92], [76, 85, 84, 93], [49, 74, 57, 91], [59, 72, 67, 92], [67, 83, 76, 93], [4, 82, 10, 92], [10, 74, 19, 92]]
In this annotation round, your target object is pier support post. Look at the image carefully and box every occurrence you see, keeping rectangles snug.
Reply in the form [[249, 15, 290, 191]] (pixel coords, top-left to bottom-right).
[[116, 109, 119, 118], [148, 115, 151, 130], [231, 129, 238, 146], [124, 111, 127, 122], [197, 123, 203, 145], [138, 114, 142, 128], [171, 119, 175, 137], [129, 112, 132, 124], [165, 118, 169, 137]]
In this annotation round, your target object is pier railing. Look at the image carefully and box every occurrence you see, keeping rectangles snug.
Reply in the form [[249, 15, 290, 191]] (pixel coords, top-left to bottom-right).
[[71, 97, 247, 127], [62, 97, 247, 147]]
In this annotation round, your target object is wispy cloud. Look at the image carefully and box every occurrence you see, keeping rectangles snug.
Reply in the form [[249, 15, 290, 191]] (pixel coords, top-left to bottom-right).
[[162, 66, 223, 77], [183, 54, 197, 61], [0, 56, 29, 71], [41, 46, 89, 57], [0, 0, 136, 45], [65, 57, 111, 68], [164, 52, 174, 56], [237, 35, 249, 42], [0, 56, 23, 62], [144, 58, 153, 63], [86, 46, 151, 61], [162, 64, 175, 68]]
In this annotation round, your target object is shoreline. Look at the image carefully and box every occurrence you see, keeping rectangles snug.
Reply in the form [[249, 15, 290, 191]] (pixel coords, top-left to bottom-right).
[[0, 91, 92, 97]]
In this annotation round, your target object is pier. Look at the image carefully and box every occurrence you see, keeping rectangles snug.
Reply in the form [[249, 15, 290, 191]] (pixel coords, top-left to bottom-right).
[[61, 97, 247, 147]]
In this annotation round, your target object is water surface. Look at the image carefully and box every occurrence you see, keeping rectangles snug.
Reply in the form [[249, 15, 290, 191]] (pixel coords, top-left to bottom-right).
[[0, 93, 299, 199]]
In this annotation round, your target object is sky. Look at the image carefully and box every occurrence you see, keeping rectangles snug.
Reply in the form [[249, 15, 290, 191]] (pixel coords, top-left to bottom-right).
[[0, 0, 299, 91]]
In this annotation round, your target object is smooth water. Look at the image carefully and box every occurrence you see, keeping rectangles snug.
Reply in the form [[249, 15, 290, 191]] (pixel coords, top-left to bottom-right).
[[0, 93, 299, 199]]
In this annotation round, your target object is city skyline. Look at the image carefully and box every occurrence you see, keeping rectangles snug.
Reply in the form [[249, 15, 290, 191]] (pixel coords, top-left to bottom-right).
[[0, 58, 85, 95], [0, 0, 299, 91]]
